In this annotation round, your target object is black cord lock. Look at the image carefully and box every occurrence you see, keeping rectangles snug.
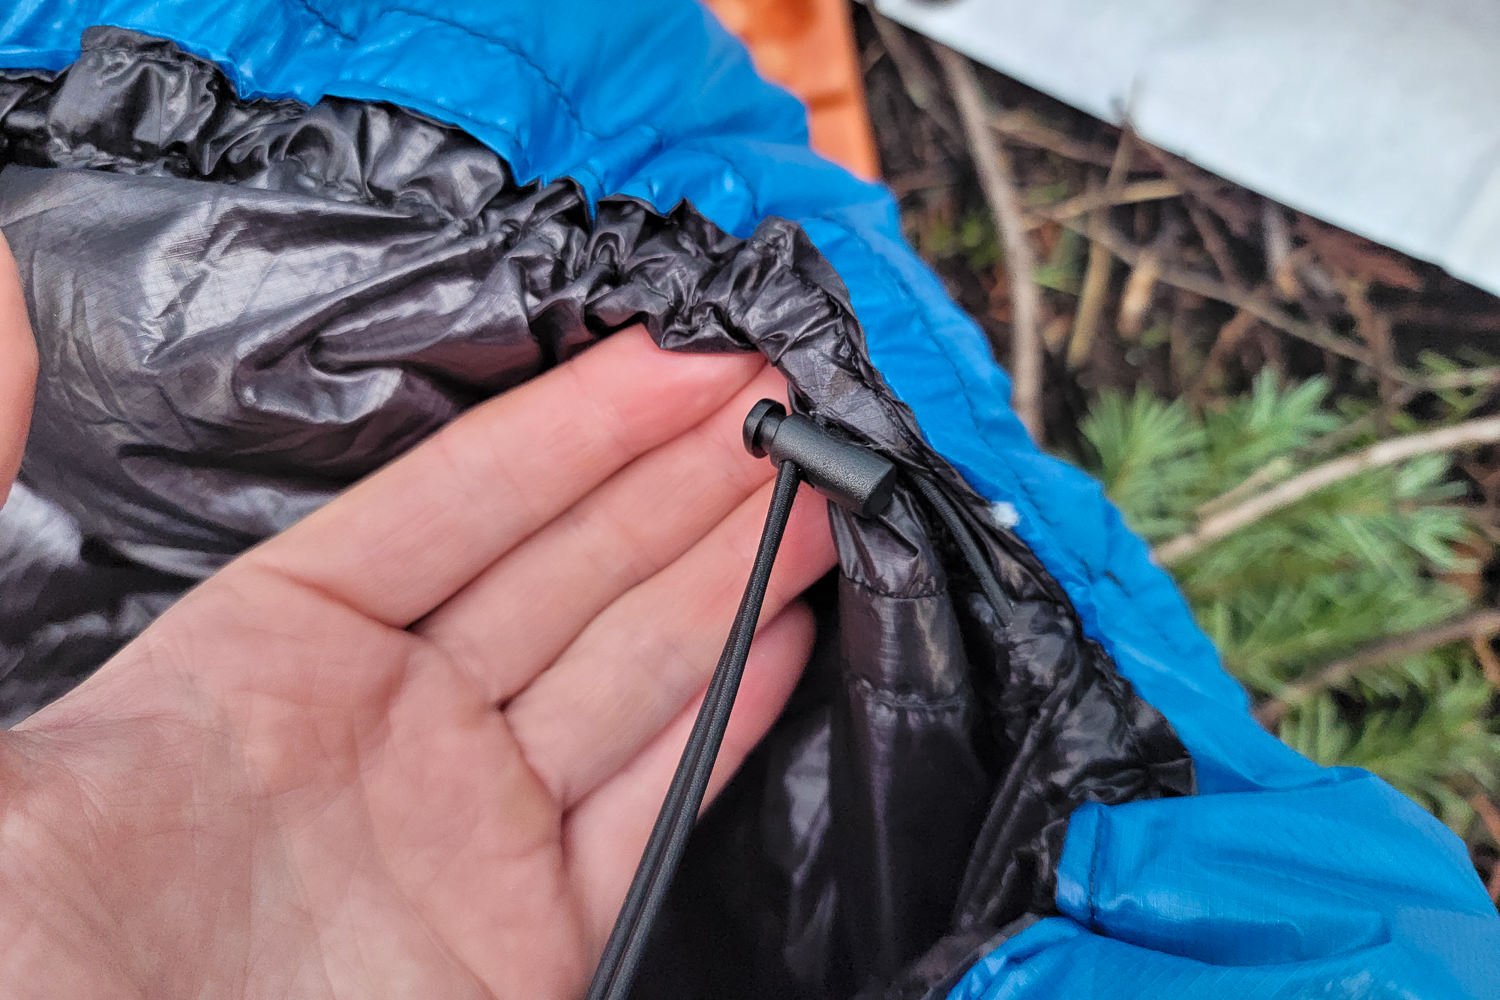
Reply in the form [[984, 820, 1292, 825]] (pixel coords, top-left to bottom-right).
[[584, 401, 899, 1000], [742, 400, 897, 518]]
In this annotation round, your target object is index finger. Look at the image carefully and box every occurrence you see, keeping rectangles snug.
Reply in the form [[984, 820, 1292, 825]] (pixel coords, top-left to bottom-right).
[[0, 232, 38, 503], [242, 327, 766, 628]]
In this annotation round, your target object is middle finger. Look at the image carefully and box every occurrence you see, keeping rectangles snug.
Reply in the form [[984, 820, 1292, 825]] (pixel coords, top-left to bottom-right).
[[416, 366, 791, 702]]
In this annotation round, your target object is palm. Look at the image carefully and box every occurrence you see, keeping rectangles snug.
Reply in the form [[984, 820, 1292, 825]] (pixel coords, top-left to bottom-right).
[[2, 326, 834, 999]]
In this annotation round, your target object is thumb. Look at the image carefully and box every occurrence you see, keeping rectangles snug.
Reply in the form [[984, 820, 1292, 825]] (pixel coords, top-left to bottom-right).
[[0, 230, 37, 503]]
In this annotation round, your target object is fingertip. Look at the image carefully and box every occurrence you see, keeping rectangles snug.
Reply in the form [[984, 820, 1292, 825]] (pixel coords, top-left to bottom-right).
[[0, 228, 37, 503], [589, 323, 766, 412]]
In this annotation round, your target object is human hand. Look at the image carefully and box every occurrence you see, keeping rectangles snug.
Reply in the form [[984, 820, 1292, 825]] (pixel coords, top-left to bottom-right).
[[0, 233, 834, 999]]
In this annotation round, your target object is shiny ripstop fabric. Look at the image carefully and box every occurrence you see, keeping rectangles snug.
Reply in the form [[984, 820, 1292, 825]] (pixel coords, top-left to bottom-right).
[[0, 26, 1193, 997], [0, 2, 1496, 997]]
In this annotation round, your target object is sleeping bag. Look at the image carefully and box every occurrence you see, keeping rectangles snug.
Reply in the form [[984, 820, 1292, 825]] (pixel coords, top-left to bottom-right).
[[0, 2, 1495, 996]]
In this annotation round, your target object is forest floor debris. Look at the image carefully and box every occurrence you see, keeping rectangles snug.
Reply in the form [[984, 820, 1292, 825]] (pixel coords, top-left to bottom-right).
[[857, 6, 1500, 896]]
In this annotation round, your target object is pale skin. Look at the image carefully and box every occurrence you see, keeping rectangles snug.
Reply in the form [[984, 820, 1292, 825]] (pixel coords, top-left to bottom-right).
[[0, 233, 835, 998]]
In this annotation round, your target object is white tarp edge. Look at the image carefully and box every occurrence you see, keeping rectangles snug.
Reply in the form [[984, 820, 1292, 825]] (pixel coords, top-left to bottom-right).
[[873, 0, 1500, 298]]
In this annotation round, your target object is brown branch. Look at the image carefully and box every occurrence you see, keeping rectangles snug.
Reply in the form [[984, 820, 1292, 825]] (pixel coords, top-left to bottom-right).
[[990, 109, 1118, 167], [1262, 201, 1300, 297], [1470, 795, 1500, 904], [1472, 634, 1500, 689], [1026, 178, 1181, 229], [1295, 407, 1393, 462], [1417, 366, 1500, 393], [935, 45, 1044, 441], [1389, 304, 1500, 333], [870, 13, 959, 139], [1069, 186, 1116, 369], [888, 165, 959, 197], [1117, 236, 1165, 339], [1151, 144, 1251, 291], [1257, 609, 1500, 727], [1157, 413, 1500, 565], [1167, 293, 1201, 388], [1193, 454, 1292, 519], [1185, 193, 1250, 291], [1196, 404, 1409, 521], [1066, 133, 1134, 368], [1188, 307, 1258, 401], [1054, 219, 1373, 367], [1343, 278, 1400, 426], [1139, 145, 1258, 237]]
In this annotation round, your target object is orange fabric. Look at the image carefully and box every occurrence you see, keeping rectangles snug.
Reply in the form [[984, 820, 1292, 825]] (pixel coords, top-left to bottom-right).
[[703, 0, 879, 180]]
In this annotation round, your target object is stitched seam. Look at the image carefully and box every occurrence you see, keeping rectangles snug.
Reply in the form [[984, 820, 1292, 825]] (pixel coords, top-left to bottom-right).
[[314, 2, 667, 148], [294, 0, 355, 42], [848, 674, 974, 712], [298, 1, 665, 144], [340, 80, 527, 157], [842, 574, 946, 601]]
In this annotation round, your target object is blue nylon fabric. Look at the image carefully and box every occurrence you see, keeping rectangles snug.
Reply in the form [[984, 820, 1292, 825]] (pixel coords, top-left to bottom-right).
[[3, 1, 1496, 994]]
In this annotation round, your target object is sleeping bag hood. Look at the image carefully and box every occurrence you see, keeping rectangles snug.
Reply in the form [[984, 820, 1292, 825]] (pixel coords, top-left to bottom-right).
[[1, 3, 1496, 998]]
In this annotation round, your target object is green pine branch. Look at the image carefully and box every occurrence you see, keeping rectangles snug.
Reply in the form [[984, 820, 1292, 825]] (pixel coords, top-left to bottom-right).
[[1076, 374, 1500, 848]]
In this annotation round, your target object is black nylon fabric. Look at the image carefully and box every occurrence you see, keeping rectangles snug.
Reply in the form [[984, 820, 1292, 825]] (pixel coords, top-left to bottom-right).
[[0, 28, 1194, 998]]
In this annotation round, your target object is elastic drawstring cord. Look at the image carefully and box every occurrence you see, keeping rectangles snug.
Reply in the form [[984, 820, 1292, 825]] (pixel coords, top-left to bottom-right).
[[584, 460, 803, 1000], [585, 400, 897, 1000], [911, 473, 1015, 628]]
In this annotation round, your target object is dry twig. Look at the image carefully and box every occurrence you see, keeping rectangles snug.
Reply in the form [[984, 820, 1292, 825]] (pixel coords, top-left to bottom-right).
[[1258, 608, 1500, 727], [1194, 454, 1293, 519], [1389, 304, 1500, 333], [1261, 202, 1304, 298], [1470, 794, 1500, 902], [1189, 308, 1258, 400], [1140, 146, 1257, 236], [1055, 219, 1373, 367], [1475, 635, 1500, 689], [1069, 196, 1115, 368], [1344, 278, 1401, 423], [1066, 134, 1135, 367], [870, 13, 958, 138], [1117, 237, 1165, 338], [1027, 178, 1180, 229], [1297, 216, 1426, 292], [990, 109, 1117, 167], [1158, 413, 1500, 565], [935, 45, 1044, 440], [1417, 367, 1500, 393]]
